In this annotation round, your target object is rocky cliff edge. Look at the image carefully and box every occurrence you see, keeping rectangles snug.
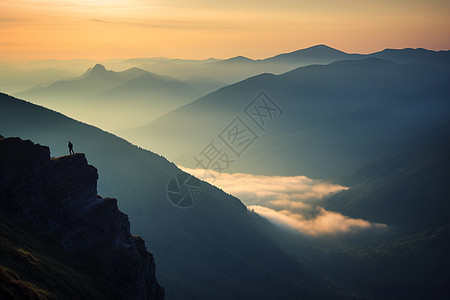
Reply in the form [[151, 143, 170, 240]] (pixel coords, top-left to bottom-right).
[[0, 136, 164, 300]]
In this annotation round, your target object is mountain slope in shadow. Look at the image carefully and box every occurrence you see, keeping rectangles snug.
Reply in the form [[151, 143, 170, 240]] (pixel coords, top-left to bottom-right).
[[0, 93, 343, 300], [310, 120, 450, 300], [0, 136, 164, 300], [123, 57, 450, 181]]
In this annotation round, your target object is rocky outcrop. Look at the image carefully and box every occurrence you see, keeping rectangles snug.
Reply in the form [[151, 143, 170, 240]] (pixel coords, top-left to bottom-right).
[[0, 136, 164, 300]]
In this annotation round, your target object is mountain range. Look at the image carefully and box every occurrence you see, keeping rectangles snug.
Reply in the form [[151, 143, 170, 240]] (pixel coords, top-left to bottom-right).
[[0, 93, 341, 299], [10, 45, 450, 132], [122, 56, 450, 181], [2, 45, 450, 299], [137, 45, 450, 84], [3, 86, 450, 298], [16, 64, 201, 130]]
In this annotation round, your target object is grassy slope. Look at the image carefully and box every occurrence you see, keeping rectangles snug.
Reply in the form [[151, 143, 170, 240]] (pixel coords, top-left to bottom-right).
[[0, 214, 115, 300]]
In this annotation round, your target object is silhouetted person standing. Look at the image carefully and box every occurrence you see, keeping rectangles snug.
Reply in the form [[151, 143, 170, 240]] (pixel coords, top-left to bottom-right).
[[68, 141, 74, 155]]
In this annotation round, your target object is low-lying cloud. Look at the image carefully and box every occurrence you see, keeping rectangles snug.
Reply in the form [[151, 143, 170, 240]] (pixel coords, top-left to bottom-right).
[[182, 167, 386, 236], [181, 168, 347, 208], [249, 205, 385, 236]]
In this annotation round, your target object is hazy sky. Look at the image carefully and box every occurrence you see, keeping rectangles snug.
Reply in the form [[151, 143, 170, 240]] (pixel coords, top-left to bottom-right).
[[1, 0, 449, 61]]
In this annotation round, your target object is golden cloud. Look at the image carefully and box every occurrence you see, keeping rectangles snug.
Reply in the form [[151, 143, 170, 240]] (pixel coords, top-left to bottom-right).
[[183, 167, 386, 236], [249, 206, 386, 236]]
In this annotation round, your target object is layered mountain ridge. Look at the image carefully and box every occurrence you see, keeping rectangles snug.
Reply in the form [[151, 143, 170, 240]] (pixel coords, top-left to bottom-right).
[[0, 92, 339, 300], [124, 57, 450, 180], [15, 64, 200, 130], [0, 136, 164, 300]]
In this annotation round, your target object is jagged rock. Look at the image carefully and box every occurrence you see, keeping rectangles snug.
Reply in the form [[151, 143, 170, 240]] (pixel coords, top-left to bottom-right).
[[0, 137, 164, 300]]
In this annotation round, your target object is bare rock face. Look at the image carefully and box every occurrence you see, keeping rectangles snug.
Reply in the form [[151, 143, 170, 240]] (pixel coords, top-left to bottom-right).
[[0, 136, 164, 300]]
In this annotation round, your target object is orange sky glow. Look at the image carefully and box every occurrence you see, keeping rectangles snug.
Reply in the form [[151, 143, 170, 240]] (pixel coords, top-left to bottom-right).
[[1, 0, 449, 61]]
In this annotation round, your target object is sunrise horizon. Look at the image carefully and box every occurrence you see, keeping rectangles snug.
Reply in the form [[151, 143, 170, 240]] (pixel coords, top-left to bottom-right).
[[1, 2, 450, 299], [2, 43, 450, 64], [2, 0, 450, 62]]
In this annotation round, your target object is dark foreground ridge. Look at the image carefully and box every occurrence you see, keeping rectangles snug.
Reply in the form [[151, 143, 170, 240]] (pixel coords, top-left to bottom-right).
[[0, 136, 164, 300]]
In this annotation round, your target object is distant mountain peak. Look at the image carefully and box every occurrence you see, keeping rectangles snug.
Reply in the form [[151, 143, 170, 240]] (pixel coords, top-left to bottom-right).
[[307, 44, 339, 50], [91, 63, 107, 72], [294, 44, 346, 55], [75, 63, 109, 80], [125, 66, 145, 72], [219, 55, 254, 63], [264, 44, 351, 63], [229, 55, 252, 61], [121, 66, 148, 77]]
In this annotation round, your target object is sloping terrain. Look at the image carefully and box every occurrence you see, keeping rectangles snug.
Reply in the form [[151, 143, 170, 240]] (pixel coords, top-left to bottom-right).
[[123, 58, 450, 181], [0, 136, 164, 300], [0, 93, 341, 300]]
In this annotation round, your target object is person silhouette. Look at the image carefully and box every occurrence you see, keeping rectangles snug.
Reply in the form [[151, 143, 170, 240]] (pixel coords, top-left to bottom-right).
[[68, 141, 74, 155]]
